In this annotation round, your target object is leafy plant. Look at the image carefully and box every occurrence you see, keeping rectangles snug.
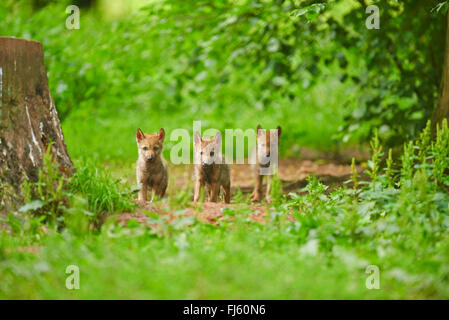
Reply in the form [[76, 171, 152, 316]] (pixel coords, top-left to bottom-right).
[[366, 130, 383, 182], [385, 148, 394, 188], [270, 172, 284, 207], [70, 161, 136, 218], [19, 146, 71, 223]]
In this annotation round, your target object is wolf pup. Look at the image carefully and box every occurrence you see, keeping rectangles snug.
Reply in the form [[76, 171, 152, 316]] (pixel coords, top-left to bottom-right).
[[193, 132, 231, 203], [250, 125, 281, 202], [136, 128, 168, 202]]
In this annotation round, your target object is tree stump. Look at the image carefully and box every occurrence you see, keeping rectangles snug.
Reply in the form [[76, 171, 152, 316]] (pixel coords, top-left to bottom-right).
[[432, 10, 449, 132], [0, 37, 73, 212]]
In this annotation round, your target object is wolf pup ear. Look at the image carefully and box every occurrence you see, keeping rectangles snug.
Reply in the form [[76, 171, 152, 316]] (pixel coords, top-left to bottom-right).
[[136, 128, 144, 141], [194, 132, 201, 146], [158, 128, 165, 142], [277, 125, 282, 138], [214, 131, 222, 145], [257, 124, 263, 136]]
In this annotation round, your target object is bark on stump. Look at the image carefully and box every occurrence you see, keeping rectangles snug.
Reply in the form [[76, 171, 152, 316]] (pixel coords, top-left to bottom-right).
[[0, 37, 73, 212], [432, 10, 449, 132]]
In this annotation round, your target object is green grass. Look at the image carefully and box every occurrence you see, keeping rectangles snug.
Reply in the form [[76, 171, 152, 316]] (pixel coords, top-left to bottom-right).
[[2, 122, 449, 299], [2, 1, 449, 300], [70, 161, 136, 215], [1, 185, 449, 299], [0, 216, 413, 299]]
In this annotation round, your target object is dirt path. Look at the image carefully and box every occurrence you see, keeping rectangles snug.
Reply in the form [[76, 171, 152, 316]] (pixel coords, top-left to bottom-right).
[[117, 202, 270, 226], [168, 158, 365, 193], [116, 157, 366, 227]]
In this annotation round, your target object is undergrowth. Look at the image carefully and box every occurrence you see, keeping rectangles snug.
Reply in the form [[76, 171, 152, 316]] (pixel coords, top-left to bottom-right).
[[1, 120, 449, 299], [15, 150, 135, 229]]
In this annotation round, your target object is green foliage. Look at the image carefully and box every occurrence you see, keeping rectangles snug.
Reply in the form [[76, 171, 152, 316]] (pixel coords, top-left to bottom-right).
[[385, 148, 394, 188], [169, 185, 193, 210], [17, 154, 134, 228], [433, 1, 449, 14], [400, 141, 415, 185], [366, 130, 383, 182], [145, 0, 330, 102], [269, 172, 284, 207], [291, 3, 328, 22], [70, 161, 136, 216], [1, 0, 359, 163], [417, 121, 432, 164], [335, 0, 446, 146], [2, 0, 447, 159], [432, 119, 449, 185], [2, 0, 449, 300], [3, 124, 449, 298], [232, 187, 248, 204], [19, 147, 71, 223]]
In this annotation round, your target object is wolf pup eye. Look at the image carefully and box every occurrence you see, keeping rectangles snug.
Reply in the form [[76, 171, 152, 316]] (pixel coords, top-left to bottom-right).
[[153, 146, 159, 151], [143, 146, 148, 151], [210, 151, 214, 157]]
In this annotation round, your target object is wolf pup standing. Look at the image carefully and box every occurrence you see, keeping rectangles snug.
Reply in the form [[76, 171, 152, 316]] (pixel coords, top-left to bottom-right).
[[250, 124, 281, 202], [136, 128, 168, 202], [193, 132, 231, 203]]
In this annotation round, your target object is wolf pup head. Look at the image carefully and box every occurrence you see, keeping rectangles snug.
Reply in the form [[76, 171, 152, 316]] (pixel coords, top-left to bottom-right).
[[136, 128, 165, 164], [194, 131, 222, 168], [256, 125, 281, 168]]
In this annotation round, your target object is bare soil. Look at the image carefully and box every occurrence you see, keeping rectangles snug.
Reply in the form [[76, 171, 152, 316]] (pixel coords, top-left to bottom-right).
[[116, 157, 366, 227]]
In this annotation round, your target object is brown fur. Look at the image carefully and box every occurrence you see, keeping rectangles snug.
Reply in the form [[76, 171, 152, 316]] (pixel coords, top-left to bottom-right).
[[250, 124, 281, 202], [193, 132, 231, 203], [136, 128, 168, 202]]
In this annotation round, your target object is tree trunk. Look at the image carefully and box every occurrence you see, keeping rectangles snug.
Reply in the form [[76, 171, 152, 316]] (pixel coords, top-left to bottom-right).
[[0, 37, 73, 212], [432, 10, 449, 131]]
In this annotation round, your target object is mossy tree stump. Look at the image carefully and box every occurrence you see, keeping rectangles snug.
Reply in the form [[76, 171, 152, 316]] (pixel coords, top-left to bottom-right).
[[0, 37, 73, 212]]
